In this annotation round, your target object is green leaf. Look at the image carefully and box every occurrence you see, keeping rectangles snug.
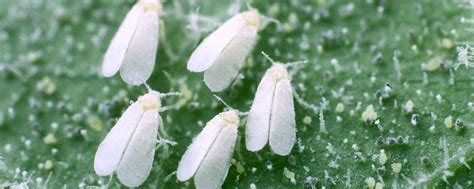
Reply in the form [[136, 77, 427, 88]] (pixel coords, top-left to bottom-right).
[[0, 0, 473, 188]]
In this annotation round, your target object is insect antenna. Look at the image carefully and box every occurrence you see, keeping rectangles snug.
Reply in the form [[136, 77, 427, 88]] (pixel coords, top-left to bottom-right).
[[213, 95, 248, 116], [261, 51, 277, 65], [261, 51, 307, 67], [285, 59, 308, 67], [160, 92, 182, 98], [144, 82, 152, 92]]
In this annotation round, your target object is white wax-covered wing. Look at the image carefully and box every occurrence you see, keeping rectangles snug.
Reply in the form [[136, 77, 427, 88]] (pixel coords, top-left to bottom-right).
[[187, 13, 246, 72], [94, 103, 144, 176], [203, 26, 258, 92], [245, 74, 276, 151], [116, 110, 159, 187], [177, 116, 225, 181], [120, 10, 159, 86], [269, 80, 296, 156], [102, 4, 143, 77], [194, 124, 238, 189]]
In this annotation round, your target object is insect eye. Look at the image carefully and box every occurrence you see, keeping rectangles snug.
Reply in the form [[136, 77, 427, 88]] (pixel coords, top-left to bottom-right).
[[270, 69, 288, 81], [140, 0, 162, 13], [272, 73, 282, 81], [242, 10, 260, 27], [221, 112, 239, 125], [138, 93, 160, 111]]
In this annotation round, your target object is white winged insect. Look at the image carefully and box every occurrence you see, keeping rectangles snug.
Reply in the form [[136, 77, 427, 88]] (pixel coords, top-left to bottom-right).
[[101, 0, 162, 86], [94, 89, 179, 187], [245, 52, 307, 156], [177, 108, 241, 189], [186, 9, 262, 92]]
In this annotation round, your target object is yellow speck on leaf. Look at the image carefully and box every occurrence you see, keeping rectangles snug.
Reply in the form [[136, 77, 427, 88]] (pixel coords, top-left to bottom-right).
[[445, 116, 453, 129], [43, 133, 57, 145], [87, 115, 103, 132], [283, 167, 296, 184], [36, 77, 56, 95], [44, 160, 54, 170], [422, 56, 443, 71], [442, 38, 453, 49], [336, 103, 345, 113], [391, 163, 402, 174]]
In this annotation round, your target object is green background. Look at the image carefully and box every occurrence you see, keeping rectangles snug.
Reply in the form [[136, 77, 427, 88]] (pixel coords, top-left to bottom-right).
[[0, 0, 473, 188]]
